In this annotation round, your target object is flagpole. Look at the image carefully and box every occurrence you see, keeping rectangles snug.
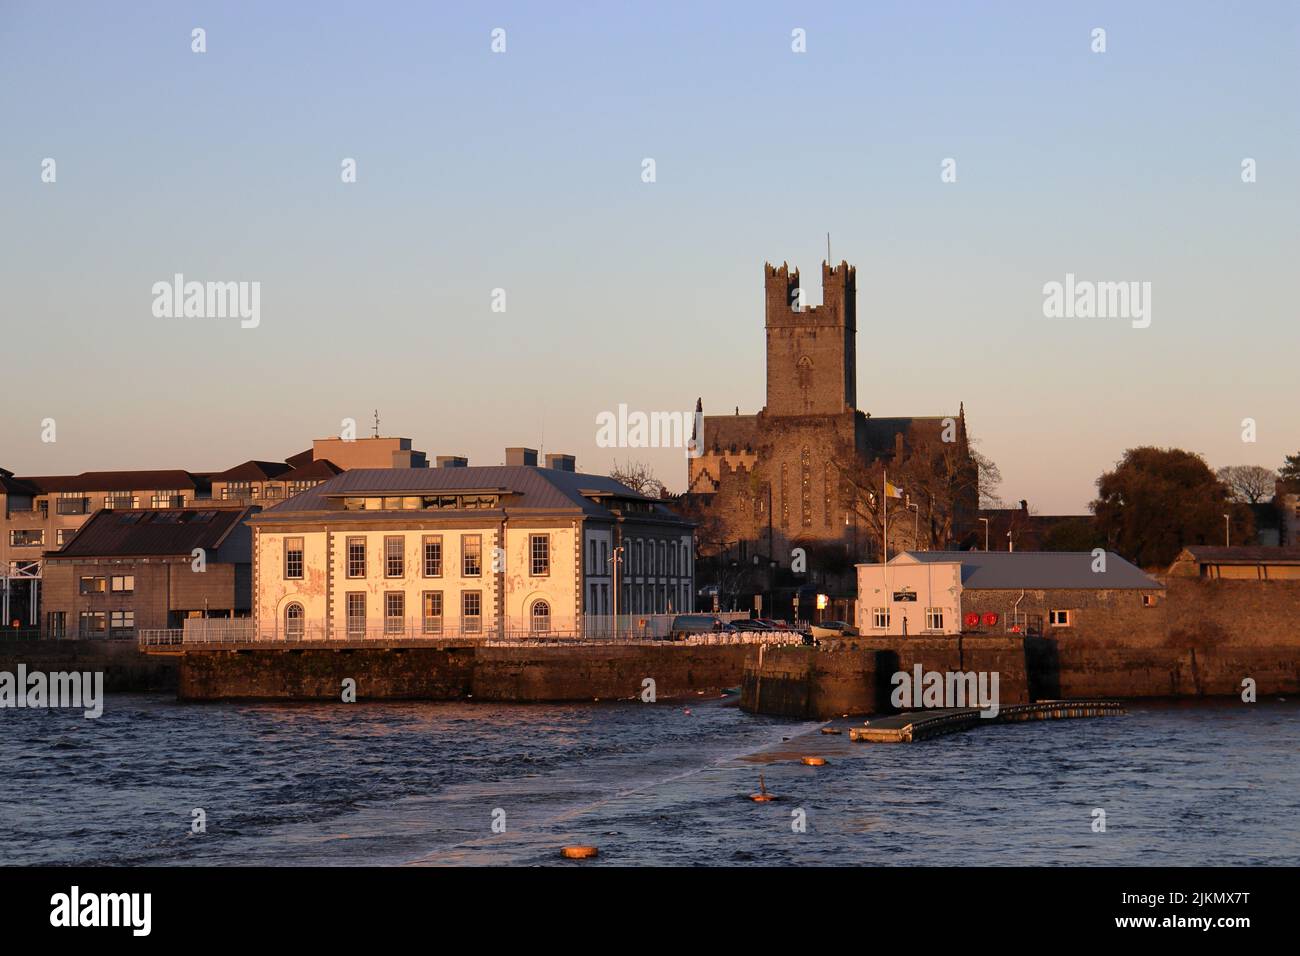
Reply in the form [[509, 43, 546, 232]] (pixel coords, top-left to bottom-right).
[[882, 469, 888, 564], [883, 468, 889, 634]]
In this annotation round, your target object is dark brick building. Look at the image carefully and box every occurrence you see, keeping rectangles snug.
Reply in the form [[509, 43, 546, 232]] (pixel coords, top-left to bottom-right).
[[40, 506, 257, 638]]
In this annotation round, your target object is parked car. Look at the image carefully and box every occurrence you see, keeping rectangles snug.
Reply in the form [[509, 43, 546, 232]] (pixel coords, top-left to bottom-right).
[[810, 620, 849, 640], [666, 615, 738, 641], [733, 619, 777, 632]]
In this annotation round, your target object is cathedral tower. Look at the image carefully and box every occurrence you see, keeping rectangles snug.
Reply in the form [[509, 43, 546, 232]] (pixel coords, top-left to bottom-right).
[[763, 260, 857, 417]]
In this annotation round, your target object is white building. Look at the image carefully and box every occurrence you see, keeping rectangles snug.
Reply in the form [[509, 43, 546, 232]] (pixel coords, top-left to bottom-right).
[[247, 451, 694, 640], [856, 550, 1161, 637]]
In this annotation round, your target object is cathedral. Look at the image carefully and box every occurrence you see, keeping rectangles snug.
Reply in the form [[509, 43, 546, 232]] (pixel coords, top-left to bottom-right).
[[685, 260, 979, 570]]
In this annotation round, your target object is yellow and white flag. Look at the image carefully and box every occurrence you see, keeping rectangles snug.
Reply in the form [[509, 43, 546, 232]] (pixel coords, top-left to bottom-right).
[[885, 480, 904, 499]]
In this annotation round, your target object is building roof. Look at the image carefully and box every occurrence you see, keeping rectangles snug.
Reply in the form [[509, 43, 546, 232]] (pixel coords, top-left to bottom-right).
[[1174, 546, 1300, 566], [209, 460, 293, 482], [281, 458, 343, 482], [254, 466, 683, 522], [15, 470, 207, 494], [885, 550, 1161, 590], [860, 415, 957, 456], [0, 472, 41, 495], [46, 507, 256, 559]]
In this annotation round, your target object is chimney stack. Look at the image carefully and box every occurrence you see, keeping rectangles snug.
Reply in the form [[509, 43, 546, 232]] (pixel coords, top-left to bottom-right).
[[436, 456, 468, 468], [505, 447, 538, 467], [545, 453, 576, 472]]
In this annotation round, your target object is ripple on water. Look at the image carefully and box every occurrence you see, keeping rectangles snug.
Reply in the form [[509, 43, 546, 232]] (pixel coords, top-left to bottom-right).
[[0, 696, 1297, 866]]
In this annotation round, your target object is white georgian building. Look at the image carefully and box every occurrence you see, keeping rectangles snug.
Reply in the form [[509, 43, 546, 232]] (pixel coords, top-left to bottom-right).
[[247, 452, 694, 640]]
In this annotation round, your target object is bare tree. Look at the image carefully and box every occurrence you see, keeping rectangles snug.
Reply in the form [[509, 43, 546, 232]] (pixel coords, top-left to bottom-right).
[[973, 447, 1003, 509], [1215, 465, 1277, 504], [609, 459, 665, 498], [838, 431, 984, 556]]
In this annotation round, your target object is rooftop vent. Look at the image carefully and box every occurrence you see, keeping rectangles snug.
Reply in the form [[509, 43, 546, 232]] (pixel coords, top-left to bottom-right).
[[436, 456, 468, 469], [545, 454, 576, 472]]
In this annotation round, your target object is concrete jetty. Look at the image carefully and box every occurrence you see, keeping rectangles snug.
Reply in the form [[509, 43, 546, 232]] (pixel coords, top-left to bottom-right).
[[848, 699, 1125, 743]]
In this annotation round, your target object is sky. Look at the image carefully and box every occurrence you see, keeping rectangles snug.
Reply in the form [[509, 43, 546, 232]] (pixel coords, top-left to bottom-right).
[[1, 1, 1296, 512]]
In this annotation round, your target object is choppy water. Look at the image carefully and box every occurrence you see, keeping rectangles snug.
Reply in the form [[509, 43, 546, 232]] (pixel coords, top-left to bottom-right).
[[1, 694, 1296, 866]]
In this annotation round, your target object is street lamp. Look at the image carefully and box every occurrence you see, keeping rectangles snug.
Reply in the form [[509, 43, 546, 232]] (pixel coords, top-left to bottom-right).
[[907, 501, 920, 550], [1223, 514, 1230, 547], [608, 545, 624, 640], [979, 517, 989, 551]]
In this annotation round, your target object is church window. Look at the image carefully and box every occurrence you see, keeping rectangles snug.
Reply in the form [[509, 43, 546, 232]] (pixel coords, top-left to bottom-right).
[[800, 446, 812, 528]]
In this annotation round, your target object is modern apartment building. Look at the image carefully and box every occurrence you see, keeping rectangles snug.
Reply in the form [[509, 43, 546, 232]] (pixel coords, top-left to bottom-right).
[[247, 449, 695, 640], [0, 435, 427, 628], [1, 468, 209, 626]]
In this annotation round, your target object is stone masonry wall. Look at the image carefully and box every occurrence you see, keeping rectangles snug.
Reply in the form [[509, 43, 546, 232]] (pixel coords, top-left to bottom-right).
[[177, 644, 750, 702], [0, 639, 178, 692]]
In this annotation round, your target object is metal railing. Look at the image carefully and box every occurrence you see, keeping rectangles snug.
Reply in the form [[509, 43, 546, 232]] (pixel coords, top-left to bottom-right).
[[138, 615, 800, 649]]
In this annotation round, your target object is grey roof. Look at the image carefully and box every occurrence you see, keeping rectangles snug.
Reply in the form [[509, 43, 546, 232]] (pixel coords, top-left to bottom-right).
[[254, 466, 682, 522], [47, 507, 254, 558], [889, 551, 1161, 590]]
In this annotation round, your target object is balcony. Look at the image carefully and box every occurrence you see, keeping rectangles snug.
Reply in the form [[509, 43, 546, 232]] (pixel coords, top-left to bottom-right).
[[56, 497, 91, 515], [150, 495, 185, 508]]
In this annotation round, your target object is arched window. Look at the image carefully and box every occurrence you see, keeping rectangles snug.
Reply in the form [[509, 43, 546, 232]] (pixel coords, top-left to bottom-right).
[[284, 602, 304, 640], [530, 600, 551, 633]]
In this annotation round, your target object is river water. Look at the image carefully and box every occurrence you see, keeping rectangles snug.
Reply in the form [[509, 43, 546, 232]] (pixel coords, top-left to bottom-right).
[[1, 694, 1296, 866]]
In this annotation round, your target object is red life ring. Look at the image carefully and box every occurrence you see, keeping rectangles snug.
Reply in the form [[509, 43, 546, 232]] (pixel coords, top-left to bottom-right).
[[983, 612, 999, 627], [964, 612, 981, 629]]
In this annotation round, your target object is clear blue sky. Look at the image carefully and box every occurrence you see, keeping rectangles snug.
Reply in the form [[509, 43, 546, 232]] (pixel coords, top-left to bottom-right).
[[2, 1, 1296, 511]]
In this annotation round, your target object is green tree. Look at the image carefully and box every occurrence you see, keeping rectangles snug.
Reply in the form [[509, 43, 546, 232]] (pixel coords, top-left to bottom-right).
[[1279, 451, 1300, 490], [1040, 516, 1104, 552], [1091, 447, 1253, 569]]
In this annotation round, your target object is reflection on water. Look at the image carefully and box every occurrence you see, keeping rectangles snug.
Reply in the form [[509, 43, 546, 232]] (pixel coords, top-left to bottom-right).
[[1, 694, 1296, 866]]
